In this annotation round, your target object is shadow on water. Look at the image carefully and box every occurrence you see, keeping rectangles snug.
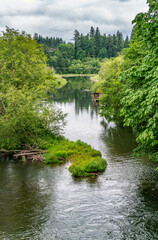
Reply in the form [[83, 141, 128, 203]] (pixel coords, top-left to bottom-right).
[[0, 158, 57, 239], [100, 118, 137, 156]]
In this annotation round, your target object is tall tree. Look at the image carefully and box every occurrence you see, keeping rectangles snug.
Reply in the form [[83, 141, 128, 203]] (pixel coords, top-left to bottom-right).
[[116, 31, 124, 53], [90, 26, 95, 38], [121, 0, 158, 159], [94, 27, 101, 57], [74, 30, 80, 59], [0, 27, 65, 149], [124, 36, 130, 48]]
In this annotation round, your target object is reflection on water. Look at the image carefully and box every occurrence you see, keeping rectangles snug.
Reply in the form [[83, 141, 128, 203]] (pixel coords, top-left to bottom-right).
[[0, 77, 158, 240], [54, 76, 97, 116]]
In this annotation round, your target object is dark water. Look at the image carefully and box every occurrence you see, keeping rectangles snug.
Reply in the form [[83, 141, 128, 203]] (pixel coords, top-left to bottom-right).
[[0, 77, 158, 240]]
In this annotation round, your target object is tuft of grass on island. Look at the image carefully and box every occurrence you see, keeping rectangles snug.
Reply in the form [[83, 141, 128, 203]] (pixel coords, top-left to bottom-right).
[[44, 137, 107, 177]]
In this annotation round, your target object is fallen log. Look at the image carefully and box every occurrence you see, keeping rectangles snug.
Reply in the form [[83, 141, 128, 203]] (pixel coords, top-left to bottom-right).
[[14, 151, 47, 157], [13, 148, 47, 162], [1, 146, 47, 163]]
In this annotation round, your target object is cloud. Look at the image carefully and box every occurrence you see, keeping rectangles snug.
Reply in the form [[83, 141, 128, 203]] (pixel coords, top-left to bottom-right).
[[0, 0, 149, 41]]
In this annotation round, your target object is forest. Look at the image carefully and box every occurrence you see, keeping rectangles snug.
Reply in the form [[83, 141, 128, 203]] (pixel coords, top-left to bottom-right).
[[34, 27, 130, 74]]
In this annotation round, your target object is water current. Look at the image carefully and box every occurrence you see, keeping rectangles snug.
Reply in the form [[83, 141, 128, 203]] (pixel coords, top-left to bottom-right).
[[0, 77, 157, 240]]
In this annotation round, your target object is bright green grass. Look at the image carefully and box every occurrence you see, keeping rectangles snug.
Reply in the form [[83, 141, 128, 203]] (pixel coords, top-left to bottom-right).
[[44, 138, 107, 177]]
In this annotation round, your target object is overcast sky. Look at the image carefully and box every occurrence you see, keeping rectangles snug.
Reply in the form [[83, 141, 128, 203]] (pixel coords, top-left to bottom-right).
[[0, 0, 148, 42]]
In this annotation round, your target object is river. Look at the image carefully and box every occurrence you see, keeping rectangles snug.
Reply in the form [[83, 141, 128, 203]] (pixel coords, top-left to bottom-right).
[[0, 77, 158, 240]]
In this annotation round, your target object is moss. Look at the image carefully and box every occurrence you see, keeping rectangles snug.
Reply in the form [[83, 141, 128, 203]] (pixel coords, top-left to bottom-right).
[[44, 137, 107, 177]]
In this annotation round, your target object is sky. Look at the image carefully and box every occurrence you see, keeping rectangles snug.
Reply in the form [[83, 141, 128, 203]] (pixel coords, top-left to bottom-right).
[[0, 0, 149, 42]]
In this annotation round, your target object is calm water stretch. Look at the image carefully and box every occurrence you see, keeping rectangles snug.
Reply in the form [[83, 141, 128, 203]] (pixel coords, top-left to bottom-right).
[[0, 77, 158, 240]]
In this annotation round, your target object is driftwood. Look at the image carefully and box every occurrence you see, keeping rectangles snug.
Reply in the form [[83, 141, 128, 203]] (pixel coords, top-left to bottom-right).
[[1, 146, 47, 163], [0, 149, 21, 153]]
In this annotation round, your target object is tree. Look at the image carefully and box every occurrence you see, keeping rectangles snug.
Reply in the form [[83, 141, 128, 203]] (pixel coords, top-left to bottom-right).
[[74, 30, 80, 59], [98, 47, 108, 58], [120, 0, 158, 159], [76, 49, 86, 60], [90, 26, 95, 38], [124, 36, 130, 48], [59, 43, 75, 60], [94, 27, 101, 57], [116, 31, 124, 53], [94, 56, 131, 121], [0, 27, 65, 149], [107, 34, 113, 57]]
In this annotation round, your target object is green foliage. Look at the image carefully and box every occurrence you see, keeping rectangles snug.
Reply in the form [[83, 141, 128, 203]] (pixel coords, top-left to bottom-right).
[[45, 149, 68, 164], [44, 138, 107, 177], [68, 58, 101, 74], [120, 0, 158, 160], [93, 56, 131, 121], [91, 1, 158, 160], [92, 1, 158, 160], [69, 157, 106, 177], [35, 27, 130, 74], [0, 27, 66, 150], [98, 47, 108, 58]]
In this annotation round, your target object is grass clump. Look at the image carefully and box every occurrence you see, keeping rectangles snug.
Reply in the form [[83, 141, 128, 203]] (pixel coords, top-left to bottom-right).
[[69, 157, 106, 177], [44, 138, 107, 177]]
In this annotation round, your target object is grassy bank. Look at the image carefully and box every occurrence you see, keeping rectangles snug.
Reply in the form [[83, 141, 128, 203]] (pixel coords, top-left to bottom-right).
[[60, 74, 98, 78], [44, 137, 107, 177]]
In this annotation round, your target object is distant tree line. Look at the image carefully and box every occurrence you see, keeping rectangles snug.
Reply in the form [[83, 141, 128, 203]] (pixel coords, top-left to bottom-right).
[[34, 33, 65, 49], [34, 27, 130, 74], [73, 27, 129, 59]]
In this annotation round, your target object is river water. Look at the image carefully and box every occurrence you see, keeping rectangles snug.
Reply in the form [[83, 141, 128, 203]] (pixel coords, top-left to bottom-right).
[[0, 77, 158, 240]]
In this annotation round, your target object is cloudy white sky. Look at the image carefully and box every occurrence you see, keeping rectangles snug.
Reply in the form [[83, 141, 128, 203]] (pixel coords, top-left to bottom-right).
[[0, 0, 148, 41]]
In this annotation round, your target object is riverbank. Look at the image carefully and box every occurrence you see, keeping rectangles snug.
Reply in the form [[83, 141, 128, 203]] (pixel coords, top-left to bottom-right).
[[60, 74, 98, 78], [58, 73, 99, 83], [0, 136, 107, 178]]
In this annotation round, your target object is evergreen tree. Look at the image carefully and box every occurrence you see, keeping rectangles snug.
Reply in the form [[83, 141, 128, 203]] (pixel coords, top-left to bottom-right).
[[107, 34, 113, 58], [116, 31, 124, 53], [98, 47, 108, 58], [90, 26, 95, 38], [74, 30, 80, 59], [112, 34, 117, 57], [94, 27, 101, 57], [124, 36, 130, 48]]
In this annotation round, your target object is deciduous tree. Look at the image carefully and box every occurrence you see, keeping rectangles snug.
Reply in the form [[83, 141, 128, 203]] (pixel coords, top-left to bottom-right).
[[0, 27, 65, 149]]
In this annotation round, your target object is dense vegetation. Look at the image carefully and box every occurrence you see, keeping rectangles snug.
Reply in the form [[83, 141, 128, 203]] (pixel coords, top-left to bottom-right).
[[34, 27, 130, 74], [93, 0, 158, 161], [0, 27, 66, 150], [121, 0, 158, 160], [92, 55, 132, 122], [0, 27, 106, 177]]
